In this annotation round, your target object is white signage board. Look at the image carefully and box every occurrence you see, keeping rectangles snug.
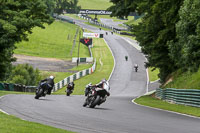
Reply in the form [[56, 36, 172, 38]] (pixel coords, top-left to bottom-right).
[[83, 32, 100, 38]]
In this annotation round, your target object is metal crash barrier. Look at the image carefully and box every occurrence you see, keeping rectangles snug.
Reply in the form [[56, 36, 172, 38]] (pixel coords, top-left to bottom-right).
[[155, 88, 200, 107]]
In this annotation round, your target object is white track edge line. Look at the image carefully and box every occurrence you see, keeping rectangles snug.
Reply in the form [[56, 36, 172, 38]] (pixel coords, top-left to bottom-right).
[[120, 36, 149, 94], [0, 96, 9, 115], [132, 97, 200, 120], [103, 38, 116, 82]]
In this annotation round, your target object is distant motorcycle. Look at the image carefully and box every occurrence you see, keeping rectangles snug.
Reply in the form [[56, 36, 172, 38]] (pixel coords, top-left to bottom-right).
[[134, 64, 138, 72], [83, 81, 110, 108], [35, 82, 48, 99], [125, 56, 128, 61], [66, 82, 75, 96]]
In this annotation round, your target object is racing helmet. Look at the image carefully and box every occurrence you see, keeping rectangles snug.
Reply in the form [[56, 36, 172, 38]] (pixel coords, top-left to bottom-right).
[[49, 75, 55, 79]]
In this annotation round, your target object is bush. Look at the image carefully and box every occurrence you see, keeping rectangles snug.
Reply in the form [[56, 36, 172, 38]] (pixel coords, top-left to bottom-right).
[[7, 64, 41, 86]]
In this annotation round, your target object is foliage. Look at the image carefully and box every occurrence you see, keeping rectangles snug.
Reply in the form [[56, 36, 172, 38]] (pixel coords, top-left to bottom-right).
[[44, 0, 56, 16], [54, 0, 81, 15], [6, 64, 41, 86], [54, 0, 70, 15], [108, 0, 139, 18], [0, 0, 53, 81], [133, 0, 183, 82], [67, 0, 81, 13], [168, 0, 200, 72]]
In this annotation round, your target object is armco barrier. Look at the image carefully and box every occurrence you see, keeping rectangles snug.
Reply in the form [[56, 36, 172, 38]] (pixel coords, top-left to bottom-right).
[[0, 83, 36, 92], [155, 88, 200, 107], [53, 59, 96, 92]]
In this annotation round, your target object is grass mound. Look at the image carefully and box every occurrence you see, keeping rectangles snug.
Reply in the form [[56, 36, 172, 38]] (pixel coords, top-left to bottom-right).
[[164, 69, 200, 89], [15, 21, 90, 59]]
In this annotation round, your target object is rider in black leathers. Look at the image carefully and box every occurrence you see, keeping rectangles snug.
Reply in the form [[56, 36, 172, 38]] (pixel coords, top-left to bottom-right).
[[40, 75, 55, 95]]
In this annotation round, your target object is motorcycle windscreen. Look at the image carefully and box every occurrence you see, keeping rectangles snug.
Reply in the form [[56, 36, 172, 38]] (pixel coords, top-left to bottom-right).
[[103, 82, 110, 92]]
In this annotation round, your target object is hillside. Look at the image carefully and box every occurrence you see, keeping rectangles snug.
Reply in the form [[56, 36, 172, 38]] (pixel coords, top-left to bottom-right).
[[14, 21, 90, 59], [164, 69, 200, 89], [78, 0, 112, 10]]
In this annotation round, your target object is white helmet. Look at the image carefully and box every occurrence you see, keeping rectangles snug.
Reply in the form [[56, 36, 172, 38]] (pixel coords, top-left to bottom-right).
[[49, 75, 54, 79]]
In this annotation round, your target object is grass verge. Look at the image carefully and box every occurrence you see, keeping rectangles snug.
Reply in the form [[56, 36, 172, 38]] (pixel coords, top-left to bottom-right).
[[0, 91, 33, 97], [124, 17, 142, 26], [54, 38, 114, 95], [135, 95, 200, 117], [148, 67, 159, 82], [0, 112, 73, 133]]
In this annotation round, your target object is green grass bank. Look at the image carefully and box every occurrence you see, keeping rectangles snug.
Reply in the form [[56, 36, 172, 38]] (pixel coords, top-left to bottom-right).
[[54, 38, 114, 95], [135, 95, 200, 117], [15, 21, 90, 59], [78, 0, 112, 10], [135, 68, 200, 117], [164, 69, 200, 89]]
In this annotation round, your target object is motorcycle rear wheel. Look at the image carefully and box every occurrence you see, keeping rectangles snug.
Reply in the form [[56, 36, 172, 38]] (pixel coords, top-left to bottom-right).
[[89, 95, 101, 108]]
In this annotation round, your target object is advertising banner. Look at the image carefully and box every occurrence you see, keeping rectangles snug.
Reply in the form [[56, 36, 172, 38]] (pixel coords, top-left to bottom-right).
[[79, 9, 112, 15], [83, 32, 103, 38]]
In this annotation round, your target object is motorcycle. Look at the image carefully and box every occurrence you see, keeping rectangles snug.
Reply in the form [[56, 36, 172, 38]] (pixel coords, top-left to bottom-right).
[[83, 81, 110, 108], [134, 64, 138, 72], [66, 82, 74, 96], [35, 82, 48, 99]]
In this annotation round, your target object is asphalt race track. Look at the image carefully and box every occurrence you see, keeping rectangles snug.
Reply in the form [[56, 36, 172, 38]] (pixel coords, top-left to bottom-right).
[[0, 16, 200, 133]]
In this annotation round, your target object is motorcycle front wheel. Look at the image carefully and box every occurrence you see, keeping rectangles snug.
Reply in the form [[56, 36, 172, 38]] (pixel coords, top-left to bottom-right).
[[35, 88, 43, 99]]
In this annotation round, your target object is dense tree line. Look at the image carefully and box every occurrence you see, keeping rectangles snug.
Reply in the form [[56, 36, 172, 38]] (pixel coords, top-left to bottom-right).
[[0, 0, 80, 83], [108, 0, 200, 82]]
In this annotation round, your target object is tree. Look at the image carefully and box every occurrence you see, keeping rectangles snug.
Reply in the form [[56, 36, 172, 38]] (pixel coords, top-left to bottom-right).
[[168, 0, 200, 72], [7, 64, 41, 86], [54, 0, 70, 15], [0, 0, 53, 81], [108, 0, 139, 18], [67, 0, 81, 14], [44, 0, 56, 16]]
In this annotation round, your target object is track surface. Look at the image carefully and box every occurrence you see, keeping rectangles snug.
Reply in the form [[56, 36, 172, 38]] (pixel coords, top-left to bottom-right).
[[1, 17, 200, 133]]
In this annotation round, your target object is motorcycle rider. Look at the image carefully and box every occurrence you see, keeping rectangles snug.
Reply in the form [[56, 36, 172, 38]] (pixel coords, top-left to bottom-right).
[[67, 82, 75, 90], [40, 75, 55, 95], [94, 79, 110, 96], [84, 83, 93, 96], [134, 64, 138, 72], [66, 82, 75, 93]]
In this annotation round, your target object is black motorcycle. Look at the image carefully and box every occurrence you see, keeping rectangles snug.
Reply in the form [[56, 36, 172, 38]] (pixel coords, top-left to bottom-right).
[[66, 82, 75, 96], [134, 64, 138, 72], [35, 82, 48, 99], [83, 82, 110, 108]]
